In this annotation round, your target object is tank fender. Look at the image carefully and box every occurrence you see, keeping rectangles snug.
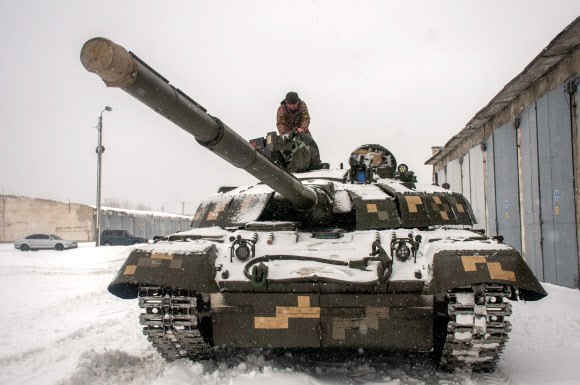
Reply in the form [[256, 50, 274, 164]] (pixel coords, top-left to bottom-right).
[[108, 244, 219, 299], [426, 249, 547, 301]]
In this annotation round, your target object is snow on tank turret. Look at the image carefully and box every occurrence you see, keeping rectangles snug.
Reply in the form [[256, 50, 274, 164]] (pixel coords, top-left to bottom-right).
[[81, 37, 547, 372]]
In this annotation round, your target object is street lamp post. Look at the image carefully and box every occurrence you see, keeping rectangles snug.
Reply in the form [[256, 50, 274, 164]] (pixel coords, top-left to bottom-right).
[[96, 106, 112, 246]]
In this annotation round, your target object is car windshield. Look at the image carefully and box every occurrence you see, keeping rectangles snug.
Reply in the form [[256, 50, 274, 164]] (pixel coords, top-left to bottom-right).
[[50, 234, 63, 240], [125, 230, 135, 236]]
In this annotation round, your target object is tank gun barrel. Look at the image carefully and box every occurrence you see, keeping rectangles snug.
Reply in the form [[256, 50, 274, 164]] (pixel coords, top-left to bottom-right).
[[80, 37, 318, 211]]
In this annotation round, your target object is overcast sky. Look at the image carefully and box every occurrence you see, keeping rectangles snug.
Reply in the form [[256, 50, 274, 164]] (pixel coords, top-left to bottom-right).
[[1, 1, 579, 214]]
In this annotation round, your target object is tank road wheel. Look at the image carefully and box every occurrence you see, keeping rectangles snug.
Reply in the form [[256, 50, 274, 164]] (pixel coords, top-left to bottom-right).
[[55, 243, 64, 251], [104, 241, 112, 246], [138, 285, 212, 361], [438, 284, 512, 372], [20, 244, 30, 252]]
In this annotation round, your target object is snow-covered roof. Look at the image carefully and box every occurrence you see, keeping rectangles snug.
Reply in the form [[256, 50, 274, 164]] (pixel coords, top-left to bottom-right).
[[99, 206, 193, 220]]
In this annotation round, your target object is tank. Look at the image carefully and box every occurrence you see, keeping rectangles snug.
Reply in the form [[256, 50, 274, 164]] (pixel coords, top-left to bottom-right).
[[81, 38, 547, 372]]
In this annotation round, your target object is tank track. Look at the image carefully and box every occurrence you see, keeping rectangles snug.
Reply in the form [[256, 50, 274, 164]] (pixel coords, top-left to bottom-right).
[[138, 285, 211, 361], [439, 284, 512, 372]]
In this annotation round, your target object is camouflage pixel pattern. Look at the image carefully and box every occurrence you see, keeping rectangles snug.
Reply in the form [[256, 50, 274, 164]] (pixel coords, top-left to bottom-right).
[[108, 245, 219, 298]]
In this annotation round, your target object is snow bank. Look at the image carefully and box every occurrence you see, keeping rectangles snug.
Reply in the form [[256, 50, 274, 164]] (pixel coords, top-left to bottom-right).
[[500, 283, 580, 385]]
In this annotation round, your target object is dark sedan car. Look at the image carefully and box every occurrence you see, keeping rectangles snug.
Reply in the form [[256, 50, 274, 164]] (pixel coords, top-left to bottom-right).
[[14, 234, 78, 251], [100, 230, 147, 246]]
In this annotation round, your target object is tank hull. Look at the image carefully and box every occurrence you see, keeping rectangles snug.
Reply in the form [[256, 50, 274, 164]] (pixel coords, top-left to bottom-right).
[[110, 226, 544, 371]]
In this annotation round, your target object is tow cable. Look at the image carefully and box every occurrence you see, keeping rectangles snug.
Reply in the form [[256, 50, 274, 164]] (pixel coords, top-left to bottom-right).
[[243, 241, 392, 286]]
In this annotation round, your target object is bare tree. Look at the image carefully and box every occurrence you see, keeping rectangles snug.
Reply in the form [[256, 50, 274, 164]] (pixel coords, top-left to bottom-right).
[[103, 197, 121, 208], [135, 202, 152, 211], [103, 197, 151, 211]]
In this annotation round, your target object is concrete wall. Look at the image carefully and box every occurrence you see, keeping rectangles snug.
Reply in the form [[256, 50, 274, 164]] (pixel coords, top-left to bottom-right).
[[0, 195, 94, 242], [0, 195, 194, 243]]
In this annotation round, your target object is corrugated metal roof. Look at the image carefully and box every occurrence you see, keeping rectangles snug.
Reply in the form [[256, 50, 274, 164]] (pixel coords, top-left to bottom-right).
[[426, 16, 580, 166]]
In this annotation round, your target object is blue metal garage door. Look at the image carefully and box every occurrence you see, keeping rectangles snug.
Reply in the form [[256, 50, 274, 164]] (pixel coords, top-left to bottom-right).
[[536, 82, 578, 287], [146, 218, 154, 239], [108, 215, 122, 230], [486, 134, 497, 237], [493, 122, 522, 254], [469, 145, 486, 230], [519, 104, 544, 280], [121, 216, 133, 233]]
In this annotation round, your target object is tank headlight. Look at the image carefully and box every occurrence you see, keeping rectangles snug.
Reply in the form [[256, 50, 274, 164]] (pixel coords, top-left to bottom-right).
[[229, 235, 256, 262], [236, 244, 250, 260], [395, 242, 411, 261]]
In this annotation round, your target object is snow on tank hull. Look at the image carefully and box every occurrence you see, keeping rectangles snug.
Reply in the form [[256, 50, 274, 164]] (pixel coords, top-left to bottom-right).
[[107, 178, 546, 371]]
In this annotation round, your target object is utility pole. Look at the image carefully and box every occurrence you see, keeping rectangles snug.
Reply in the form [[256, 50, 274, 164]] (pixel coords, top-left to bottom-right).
[[96, 106, 112, 246], [1, 189, 5, 243]]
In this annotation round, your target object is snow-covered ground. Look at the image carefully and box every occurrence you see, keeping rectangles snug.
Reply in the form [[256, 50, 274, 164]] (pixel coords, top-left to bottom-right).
[[0, 243, 578, 385]]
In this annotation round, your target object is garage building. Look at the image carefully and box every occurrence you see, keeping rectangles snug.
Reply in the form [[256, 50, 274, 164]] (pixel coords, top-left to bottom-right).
[[426, 17, 580, 288]]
